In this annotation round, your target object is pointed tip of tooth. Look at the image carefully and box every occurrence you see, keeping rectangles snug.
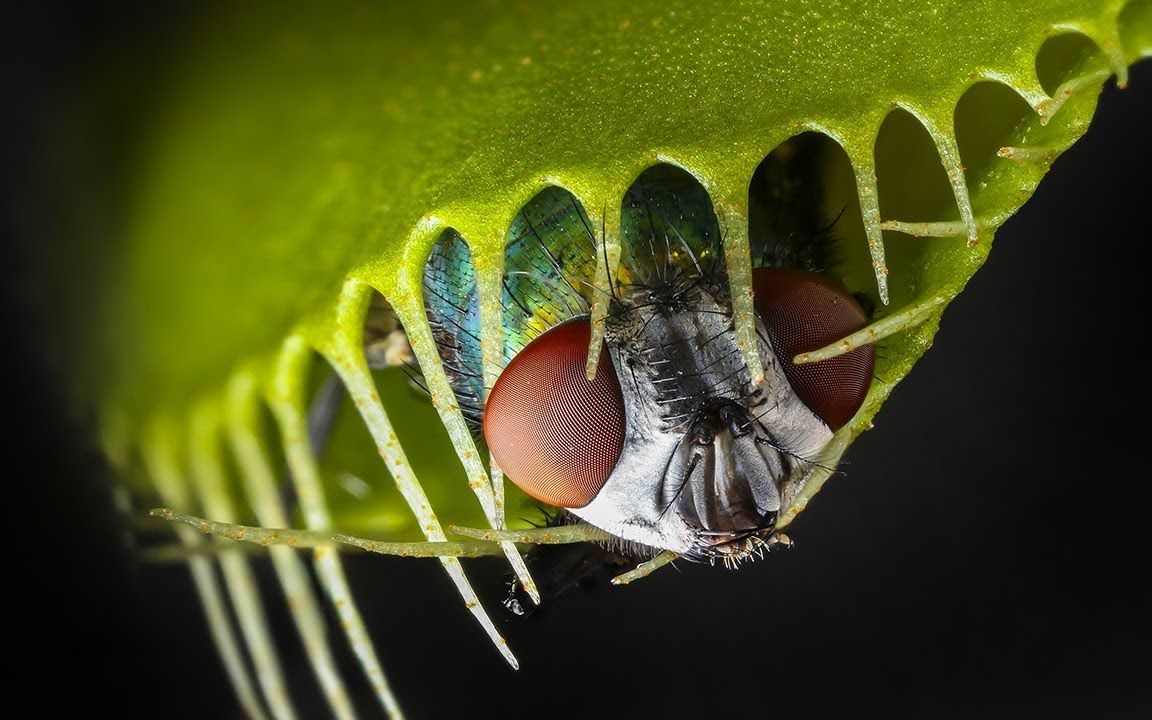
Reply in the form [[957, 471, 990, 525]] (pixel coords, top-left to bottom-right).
[[877, 274, 890, 306], [523, 582, 542, 606], [498, 642, 520, 669]]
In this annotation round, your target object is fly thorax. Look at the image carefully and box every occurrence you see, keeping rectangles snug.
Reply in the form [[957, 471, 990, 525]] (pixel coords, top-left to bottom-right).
[[570, 284, 834, 560]]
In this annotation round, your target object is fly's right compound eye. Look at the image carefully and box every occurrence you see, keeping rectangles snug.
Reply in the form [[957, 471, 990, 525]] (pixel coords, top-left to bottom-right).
[[752, 267, 875, 431], [483, 317, 625, 508]]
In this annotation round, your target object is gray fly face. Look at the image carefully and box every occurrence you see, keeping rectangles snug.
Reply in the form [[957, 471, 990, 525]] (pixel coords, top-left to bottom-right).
[[426, 156, 870, 565], [577, 281, 832, 559]]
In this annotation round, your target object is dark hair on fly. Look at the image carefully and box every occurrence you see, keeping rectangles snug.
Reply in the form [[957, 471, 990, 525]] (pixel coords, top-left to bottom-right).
[[618, 164, 729, 309]]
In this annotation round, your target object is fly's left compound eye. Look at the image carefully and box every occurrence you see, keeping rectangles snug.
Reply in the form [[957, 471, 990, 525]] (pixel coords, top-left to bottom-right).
[[483, 317, 625, 508], [752, 267, 875, 431]]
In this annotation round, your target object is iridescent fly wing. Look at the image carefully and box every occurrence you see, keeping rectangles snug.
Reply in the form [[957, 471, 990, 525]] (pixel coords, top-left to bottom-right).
[[619, 165, 726, 298], [423, 230, 486, 428], [424, 190, 601, 430], [501, 187, 599, 362]]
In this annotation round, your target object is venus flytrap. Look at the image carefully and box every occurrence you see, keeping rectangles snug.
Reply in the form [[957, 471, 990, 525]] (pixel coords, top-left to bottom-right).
[[81, 2, 1151, 717]]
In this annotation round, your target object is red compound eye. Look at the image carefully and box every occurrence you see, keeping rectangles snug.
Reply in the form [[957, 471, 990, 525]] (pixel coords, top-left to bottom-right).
[[752, 268, 875, 431], [483, 317, 625, 508]]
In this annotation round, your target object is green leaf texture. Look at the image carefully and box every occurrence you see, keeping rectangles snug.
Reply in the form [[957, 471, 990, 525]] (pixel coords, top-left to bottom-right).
[[87, 0, 1149, 533], [69, 1, 1151, 716]]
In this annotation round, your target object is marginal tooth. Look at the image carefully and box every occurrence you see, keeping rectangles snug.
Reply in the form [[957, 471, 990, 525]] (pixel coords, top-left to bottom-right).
[[586, 202, 622, 382], [840, 149, 890, 305], [319, 278, 517, 668], [611, 550, 679, 586], [473, 235, 508, 398], [977, 70, 1050, 116], [1095, 27, 1130, 87], [997, 145, 1061, 163], [898, 104, 979, 246], [879, 212, 1010, 238], [448, 523, 613, 544], [793, 295, 948, 365], [142, 421, 269, 720], [389, 258, 540, 604], [716, 202, 765, 384], [268, 335, 404, 719], [188, 402, 296, 720], [226, 372, 357, 720], [1040, 69, 1113, 119]]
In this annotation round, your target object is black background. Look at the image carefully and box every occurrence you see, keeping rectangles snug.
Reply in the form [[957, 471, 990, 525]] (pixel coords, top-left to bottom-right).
[[4, 4, 1150, 718]]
